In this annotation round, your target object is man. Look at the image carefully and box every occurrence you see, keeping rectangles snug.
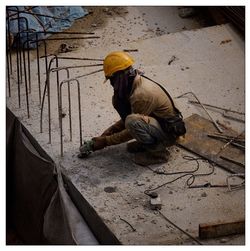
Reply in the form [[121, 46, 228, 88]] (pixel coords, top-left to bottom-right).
[[79, 51, 186, 166]]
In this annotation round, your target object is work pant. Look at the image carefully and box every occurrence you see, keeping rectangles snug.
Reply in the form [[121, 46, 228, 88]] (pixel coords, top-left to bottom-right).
[[125, 113, 177, 152]]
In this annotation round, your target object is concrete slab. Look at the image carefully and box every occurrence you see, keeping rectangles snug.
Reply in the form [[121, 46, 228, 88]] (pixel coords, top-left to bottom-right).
[[6, 8, 245, 245]]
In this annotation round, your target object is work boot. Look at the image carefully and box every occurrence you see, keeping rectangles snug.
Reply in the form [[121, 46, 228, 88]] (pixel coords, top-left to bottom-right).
[[126, 141, 145, 153], [134, 149, 170, 166]]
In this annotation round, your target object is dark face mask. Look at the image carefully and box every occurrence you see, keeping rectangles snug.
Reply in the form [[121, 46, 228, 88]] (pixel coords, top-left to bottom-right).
[[109, 68, 136, 99], [110, 68, 137, 121]]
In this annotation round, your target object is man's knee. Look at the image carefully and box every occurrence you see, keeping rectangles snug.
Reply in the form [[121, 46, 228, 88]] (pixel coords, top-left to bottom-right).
[[125, 114, 144, 130]]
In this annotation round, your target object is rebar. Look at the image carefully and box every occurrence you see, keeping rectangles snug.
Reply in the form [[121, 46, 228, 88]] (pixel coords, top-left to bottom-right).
[[176, 91, 223, 133], [207, 134, 245, 150], [40, 54, 103, 143], [217, 130, 245, 154], [56, 69, 103, 156], [59, 78, 83, 156], [8, 9, 71, 21], [6, 30, 11, 97], [16, 33, 21, 108], [63, 69, 103, 82], [220, 156, 245, 167], [6, 11, 12, 75], [33, 36, 101, 42], [16, 17, 29, 88], [22, 39, 33, 118], [6, 7, 19, 75], [10, 13, 22, 107], [51, 64, 103, 72], [35, 33, 41, 104], [40, 55, 72, 145], [188, 100, 245, 115], [8, 15, 30, 107], [39, 40, 49, 134], [20, 31, 96, 35], [49, 56, 104, 61]]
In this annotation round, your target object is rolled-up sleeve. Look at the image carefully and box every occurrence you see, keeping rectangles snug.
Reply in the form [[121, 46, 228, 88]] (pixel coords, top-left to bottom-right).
[[105, 129, 133, 146]]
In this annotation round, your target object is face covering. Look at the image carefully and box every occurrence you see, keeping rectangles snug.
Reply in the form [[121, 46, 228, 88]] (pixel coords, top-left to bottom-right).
[[109, 67, 137, 121]]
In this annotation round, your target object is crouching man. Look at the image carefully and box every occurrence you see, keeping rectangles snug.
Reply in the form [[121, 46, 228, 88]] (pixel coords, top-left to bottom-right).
[[78, 51, 186, 166]]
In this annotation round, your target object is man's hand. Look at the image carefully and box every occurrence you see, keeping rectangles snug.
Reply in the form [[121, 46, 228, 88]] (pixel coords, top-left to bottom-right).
[[92, 136, 107, 151]]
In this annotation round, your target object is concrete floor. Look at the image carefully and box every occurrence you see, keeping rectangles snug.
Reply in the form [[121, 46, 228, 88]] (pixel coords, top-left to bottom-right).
[[6, 7, 245, 244]]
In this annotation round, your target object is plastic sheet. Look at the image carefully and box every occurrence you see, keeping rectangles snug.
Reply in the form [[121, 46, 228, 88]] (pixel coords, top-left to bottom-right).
[[6, 108, 98, 245], [6, 6, 88, 48]]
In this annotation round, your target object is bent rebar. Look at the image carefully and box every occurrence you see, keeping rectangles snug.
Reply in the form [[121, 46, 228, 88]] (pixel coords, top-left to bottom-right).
[[177, 91, 223, 133], [59, 78, 82, 156]]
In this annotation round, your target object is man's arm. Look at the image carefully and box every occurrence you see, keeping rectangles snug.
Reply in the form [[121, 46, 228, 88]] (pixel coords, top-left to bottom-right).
[[101, 119, 125, 136]]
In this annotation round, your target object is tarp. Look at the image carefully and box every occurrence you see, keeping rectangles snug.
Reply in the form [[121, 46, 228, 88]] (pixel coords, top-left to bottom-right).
[[6, 108, 98, 245], [6, 6, 88, 48]]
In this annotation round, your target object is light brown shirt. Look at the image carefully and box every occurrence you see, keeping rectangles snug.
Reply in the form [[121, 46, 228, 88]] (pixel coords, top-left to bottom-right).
[[106, 74, 176, 146]]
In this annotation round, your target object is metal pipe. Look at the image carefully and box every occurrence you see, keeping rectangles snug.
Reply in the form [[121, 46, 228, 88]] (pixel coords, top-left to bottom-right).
[[176, 91, 223, 133]]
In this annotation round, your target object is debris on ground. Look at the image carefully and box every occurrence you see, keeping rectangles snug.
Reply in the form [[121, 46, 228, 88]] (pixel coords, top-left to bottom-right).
[[6, 6, 245, 245]]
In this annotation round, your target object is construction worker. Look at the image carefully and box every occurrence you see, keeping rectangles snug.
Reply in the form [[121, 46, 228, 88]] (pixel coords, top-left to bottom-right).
[[79, 51, 186, 166]]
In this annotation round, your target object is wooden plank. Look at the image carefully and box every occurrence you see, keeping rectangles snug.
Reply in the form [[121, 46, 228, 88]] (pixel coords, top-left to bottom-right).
[[178, 114, 245, 174], [199, 219, 245, 239]]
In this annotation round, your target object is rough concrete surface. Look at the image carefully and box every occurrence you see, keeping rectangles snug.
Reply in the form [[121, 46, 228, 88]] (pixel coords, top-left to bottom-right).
[[6, 7, 245, 245]]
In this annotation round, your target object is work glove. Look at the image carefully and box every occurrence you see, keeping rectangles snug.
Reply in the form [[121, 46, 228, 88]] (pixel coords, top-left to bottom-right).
[[92, 136, 107, 151]]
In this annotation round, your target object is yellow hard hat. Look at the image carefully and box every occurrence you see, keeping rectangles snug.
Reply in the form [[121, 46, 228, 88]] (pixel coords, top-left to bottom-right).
[[103, 51, 135, 78]]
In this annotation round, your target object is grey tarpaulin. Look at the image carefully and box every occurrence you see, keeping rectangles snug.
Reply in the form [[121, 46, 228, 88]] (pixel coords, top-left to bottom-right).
[[6, 108, 98, 245], [43, 166, 98, 244]]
